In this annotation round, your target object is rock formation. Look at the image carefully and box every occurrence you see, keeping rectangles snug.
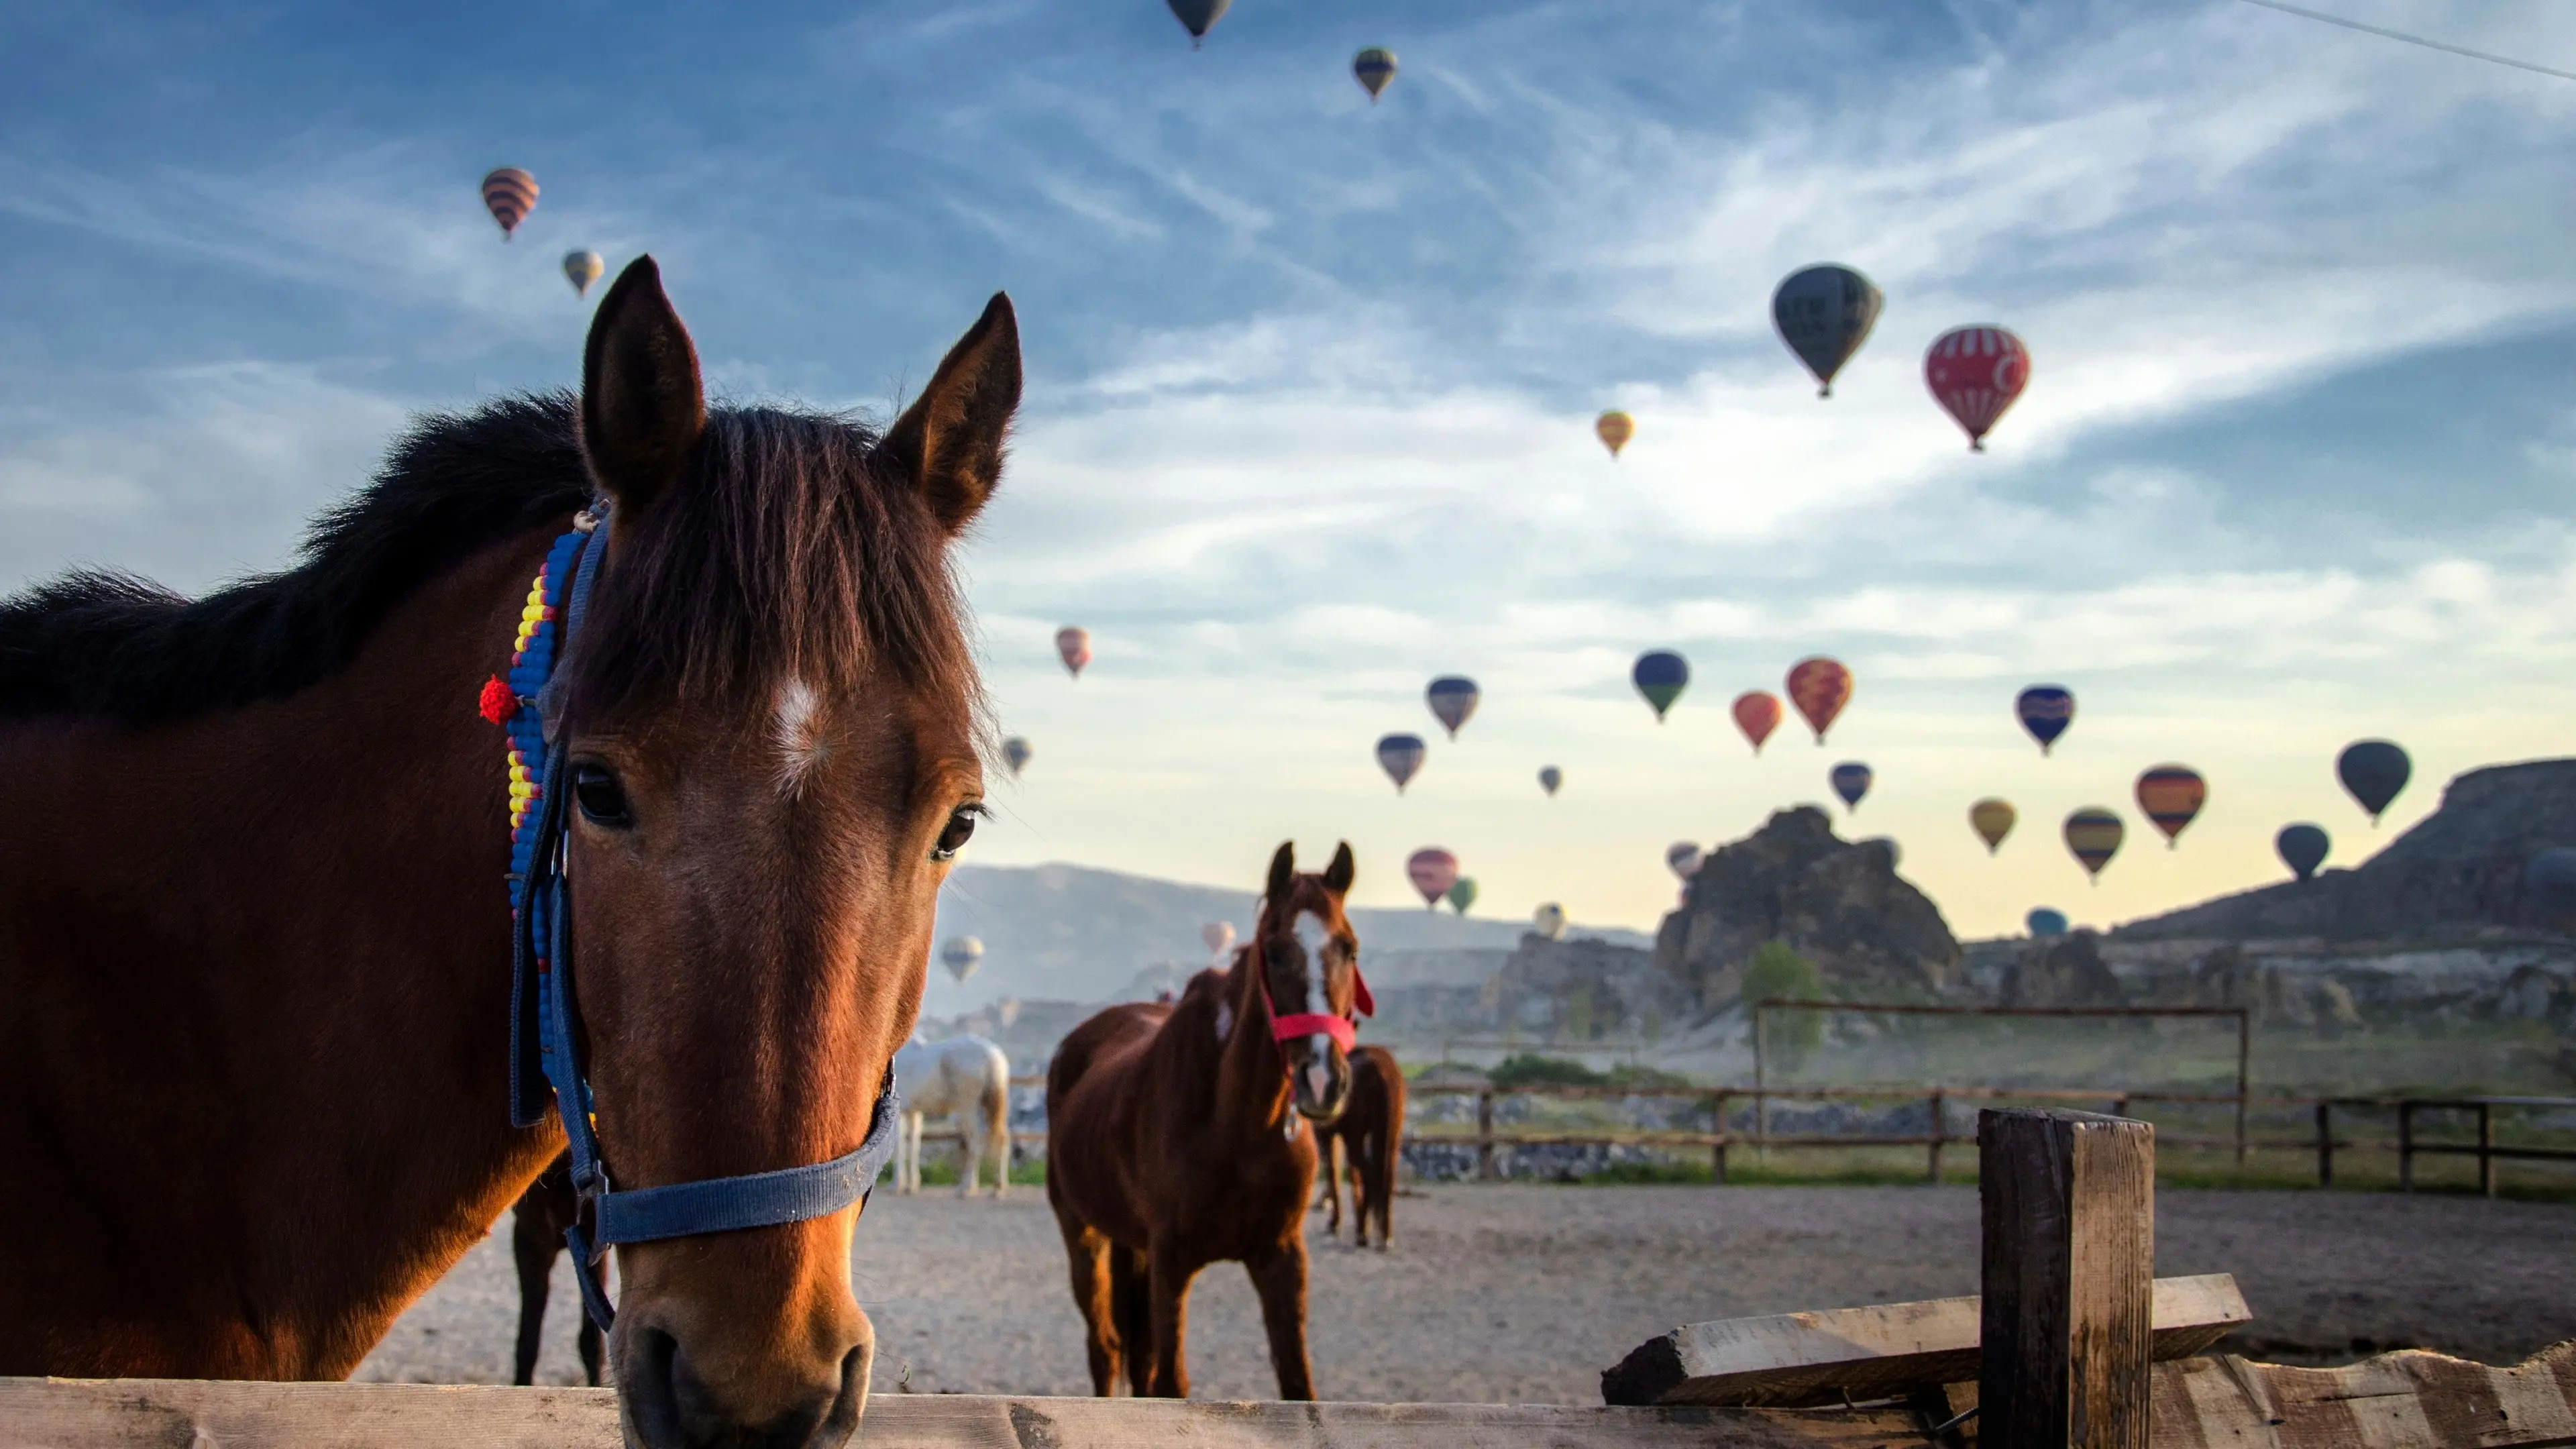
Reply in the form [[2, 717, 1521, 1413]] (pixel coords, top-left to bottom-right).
[[1483, 932, 1678, 1040], [1653, 806, 1961, 1014]]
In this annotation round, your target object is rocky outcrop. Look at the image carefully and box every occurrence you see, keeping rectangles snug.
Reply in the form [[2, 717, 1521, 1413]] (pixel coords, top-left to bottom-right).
[[1483, 932, 1680, 1040], [2115, 759, 2576, 942], [1998, 930, 2124, 1008], [1654, 806, 1961, 1014]]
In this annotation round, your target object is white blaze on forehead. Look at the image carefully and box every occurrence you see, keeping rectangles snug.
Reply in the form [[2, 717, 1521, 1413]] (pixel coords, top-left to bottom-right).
[[771, 677, 826, 796], [1293, 912, 1332, 960]]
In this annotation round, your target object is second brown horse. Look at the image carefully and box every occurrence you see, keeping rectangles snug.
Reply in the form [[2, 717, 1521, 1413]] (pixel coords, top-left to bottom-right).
[[1046, 841, 1366, 1399]]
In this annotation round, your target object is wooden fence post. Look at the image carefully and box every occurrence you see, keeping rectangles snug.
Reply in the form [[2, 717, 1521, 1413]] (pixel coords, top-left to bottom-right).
[[1711, 1090, 1730, 1185], [2479, 1102, 2497, 1199], [1477, 1090, 1496, 1182], [1979, 1108, 2155, 1449], [2233, 1011, 2250, 1171], [2398, 1101, 2415, 1192], [2314, 1101, 2332, 1190], [1927, 1088, 1947, 1184]]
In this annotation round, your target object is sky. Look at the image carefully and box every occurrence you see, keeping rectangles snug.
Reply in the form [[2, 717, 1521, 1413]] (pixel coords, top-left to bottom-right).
[[5, 1, 2575, 939]]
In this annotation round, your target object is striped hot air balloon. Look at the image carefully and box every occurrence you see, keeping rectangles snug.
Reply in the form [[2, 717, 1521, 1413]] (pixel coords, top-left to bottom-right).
[[1426, 676, 1479, 738], [1376, 733, 1427, 794], [1352, 47, 1397, 101], [1596, 410, 1634, 458], [1785, 657, 1851, 743], [562, 250, 604, 297], [1925, 325, 2030, 451], [1666, 842, 1704, 880], [2063, 808, 2124, 883], [1829, 762, 1872, 812], [1732, 691, 1782, 753], [2135, 765, 2207, 847], [481, 168, 537, 240], [941, 936, 985, 984], [1406, 848, 1459, 909], [1970, 798, 2017, 854], [1633, 650, 1688, 721], [2016, 686, 2075, 755], [1772, 264, 1883, 398]]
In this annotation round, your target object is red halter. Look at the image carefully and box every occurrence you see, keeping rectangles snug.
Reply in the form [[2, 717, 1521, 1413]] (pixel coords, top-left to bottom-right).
[[1252, 918, 1373, 1057]]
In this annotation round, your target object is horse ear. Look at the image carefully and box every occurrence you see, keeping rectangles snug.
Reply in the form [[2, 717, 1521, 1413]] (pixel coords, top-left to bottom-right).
[[1323, 842, 1355, 898], [880, 292, 1020, 535], [1266, 841, 1297, 907], [581, 255, 705, 516]]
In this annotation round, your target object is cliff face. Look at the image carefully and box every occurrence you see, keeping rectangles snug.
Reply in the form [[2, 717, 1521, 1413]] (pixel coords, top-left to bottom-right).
[[2114, 758, 2576, 942], [1485, 932, 1677, 1039], [1653, 806, 1962, 1012]]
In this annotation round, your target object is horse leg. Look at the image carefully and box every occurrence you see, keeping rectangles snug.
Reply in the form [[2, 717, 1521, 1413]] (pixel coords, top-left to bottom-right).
[[1370, 1122, 1397, 1250], [507, 1192, 557, 1387], [1244, 1239, 1315, 1401], [984, 1075, 1011, 1199], [1143, 1242, 1198, 1399], [955, 1111, 981, 1200], [1059, 1223, 1120, 1395], [576, 1309, 603, 1387], [1320, 1132, 1344, 1235]]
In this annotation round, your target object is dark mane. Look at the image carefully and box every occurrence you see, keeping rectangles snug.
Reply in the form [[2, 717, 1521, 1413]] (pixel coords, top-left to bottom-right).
[[0, 394, 974, 724]]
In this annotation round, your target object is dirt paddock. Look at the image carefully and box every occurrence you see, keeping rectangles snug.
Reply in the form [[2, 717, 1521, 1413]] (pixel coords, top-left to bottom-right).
[[357, 1183, 2576, 1402]]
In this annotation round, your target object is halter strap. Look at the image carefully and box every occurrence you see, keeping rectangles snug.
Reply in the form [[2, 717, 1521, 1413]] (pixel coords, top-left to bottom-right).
[[494, 506, 900, 1334], [1249, 908, 1372, 1065]]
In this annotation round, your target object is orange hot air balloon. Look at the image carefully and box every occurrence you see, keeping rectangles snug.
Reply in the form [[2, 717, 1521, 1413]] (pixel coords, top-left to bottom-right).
[[1731, 691, 1782, 753], [1784, 657, 1851, 744], [1595, 410, 1633, 458], [1970, 798, 2017, 854], [2135, 765, 2207, 848], [481, 168, 537, 240]]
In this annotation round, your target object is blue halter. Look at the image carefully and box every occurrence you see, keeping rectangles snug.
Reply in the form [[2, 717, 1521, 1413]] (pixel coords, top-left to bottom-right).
[[498, 505, 900, 1334]]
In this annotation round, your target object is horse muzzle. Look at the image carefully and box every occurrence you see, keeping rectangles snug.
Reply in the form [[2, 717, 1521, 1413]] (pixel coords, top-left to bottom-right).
[[1289, 1035, 1351, 1122]]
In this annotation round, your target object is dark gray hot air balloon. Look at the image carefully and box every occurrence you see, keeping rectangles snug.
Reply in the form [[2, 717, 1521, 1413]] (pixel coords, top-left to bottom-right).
[[2275, 824, 2330, 882], [1772, 264, 1883, 398], [1167, 0, 1229, 45], [2337, 740, 2411, 825]]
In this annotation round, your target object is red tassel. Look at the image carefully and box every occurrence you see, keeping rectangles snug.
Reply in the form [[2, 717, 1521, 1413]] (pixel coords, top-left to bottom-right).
[[478, 675, 517, 725]]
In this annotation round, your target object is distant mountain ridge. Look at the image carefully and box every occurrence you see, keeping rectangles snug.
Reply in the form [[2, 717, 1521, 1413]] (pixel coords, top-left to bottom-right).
[[926, 860, 1650, 1011]]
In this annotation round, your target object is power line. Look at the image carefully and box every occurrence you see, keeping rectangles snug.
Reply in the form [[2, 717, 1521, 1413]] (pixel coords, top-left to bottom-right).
[[2236, 0, 2576, 83]]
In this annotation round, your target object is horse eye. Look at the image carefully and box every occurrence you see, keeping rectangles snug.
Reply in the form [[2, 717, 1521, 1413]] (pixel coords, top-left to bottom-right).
[[572, 764, 632, 827], [932, 807, 979, 861]]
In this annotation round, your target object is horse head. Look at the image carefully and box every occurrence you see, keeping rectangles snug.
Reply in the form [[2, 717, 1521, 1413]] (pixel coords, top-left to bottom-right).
[[558, 258, 1016, 1447], [1254, 840, 1367, 1123]]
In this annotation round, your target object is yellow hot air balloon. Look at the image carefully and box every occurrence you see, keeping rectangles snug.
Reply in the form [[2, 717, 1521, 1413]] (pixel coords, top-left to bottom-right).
[[562, 250, 604, 298], [1352, 47, 1397, 101], [1595, 410, 1634, 458], [1970, 798, 2016, 855]]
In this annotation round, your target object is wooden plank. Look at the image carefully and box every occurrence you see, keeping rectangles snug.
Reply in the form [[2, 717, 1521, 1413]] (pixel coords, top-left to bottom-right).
[[1978, 1108, 2154, 1449], [1600, 1275, 2247, 1409], [0, 1377, 1931, 1448], [2143, 1340, 2576, 1448]]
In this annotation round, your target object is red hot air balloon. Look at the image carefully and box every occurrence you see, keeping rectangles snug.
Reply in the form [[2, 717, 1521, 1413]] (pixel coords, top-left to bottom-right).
[[2135, 765, 2208, 848], [1785, 657, 1851, 744], [481, 168, 537, 240], [1925, 325, 2030, 451], [1055, 626, 1091, 678], [1406, 848, 1460, 910], [1732, 691, 1782, 753]]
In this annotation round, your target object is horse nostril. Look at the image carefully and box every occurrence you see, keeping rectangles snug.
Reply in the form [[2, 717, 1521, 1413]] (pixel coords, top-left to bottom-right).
[[622, 1327, 686, 1449], [621, 1324, 857, 1449]]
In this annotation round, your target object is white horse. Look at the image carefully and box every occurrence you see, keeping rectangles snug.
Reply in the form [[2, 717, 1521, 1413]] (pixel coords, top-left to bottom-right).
[[892, 1034, 1013, 1197]]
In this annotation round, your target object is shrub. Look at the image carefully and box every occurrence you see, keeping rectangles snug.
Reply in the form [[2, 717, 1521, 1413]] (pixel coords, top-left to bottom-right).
[[1743, 941, 1825, 1061]]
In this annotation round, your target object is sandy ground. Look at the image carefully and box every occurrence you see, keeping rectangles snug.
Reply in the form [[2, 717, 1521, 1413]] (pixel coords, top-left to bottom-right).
[[356, 1184, 2576, 1402]]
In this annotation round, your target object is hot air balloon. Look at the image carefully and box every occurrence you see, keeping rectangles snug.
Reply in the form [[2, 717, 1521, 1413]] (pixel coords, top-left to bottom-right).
[[1925, 325, 2029, 451], [941, 935, 984, 985], [1406, 848, 1459, 909], [2015, 686, 2074, 755], [1352, 47, 1397, 101], [1538, 765, 1563, 797], [2135, 765, 2207, 847], [1771, 264, 1883, 398], [562, 250, 604, 298], [1633, 650, 1688, 721], [481, 168, 537, 240], [2523, 849, 2576, 929], [1596, 410, 1634, 459], [1002, 736, 1032, 776], [2026, 908, 2070, 938], [2337, 740, 2411, 824], [2063, 808, 2124, 882], [1785, 657, 1851, 743], [1166, 0, 1228, 45], [1426, 676, 1480, 738], [1732, 691, 1782, 753], [1533, 902, 1567, 940], [1829, 762, 1872, 812], [2275, 824, 2329, 883], [1666, 842, 1704, 880], [1376, 733, 1427, 793], [1970, 798, 2017, 854], [1055, 626, 1091, 678], [1446, 877, 1479, 916], [1201, 921, 1236, 959]]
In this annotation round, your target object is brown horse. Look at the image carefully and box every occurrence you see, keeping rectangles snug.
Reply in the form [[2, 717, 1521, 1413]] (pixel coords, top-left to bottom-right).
[[512, 1155, 604, 1387], [0, 256, 1019, 1448], [1313, 1044, 1405, 1250], [1045, 841, 1367, 1400]]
